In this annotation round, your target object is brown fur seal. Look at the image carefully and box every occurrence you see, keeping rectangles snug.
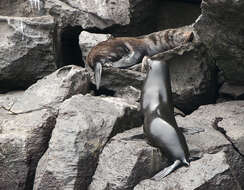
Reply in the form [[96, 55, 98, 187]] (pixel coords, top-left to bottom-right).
[[141, 56, 190, 179], [86, 28, 194, 90]]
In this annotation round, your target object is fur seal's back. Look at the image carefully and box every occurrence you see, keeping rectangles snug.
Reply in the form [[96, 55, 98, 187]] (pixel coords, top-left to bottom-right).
[[86, 28, 194, 90]]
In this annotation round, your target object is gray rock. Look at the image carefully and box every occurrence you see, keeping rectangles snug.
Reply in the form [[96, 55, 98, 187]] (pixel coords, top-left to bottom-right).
[[95, 42, 217, 113], [182, 101, 244, 156], [177, 101, 244, 188], [88, 127, 166, 190], [11, 65, 90, 113], [79, 31, 112, 63], [0, 15, 56, 90], [194, 0, 244, 84], [219, 83, 244, 100], [0, 91, 24, 120], [92, 67, 145, 101], [135, 151, 241, 190], [33, 95, 142, 190], [0, 0, 45, 17], [0, 109, 57, 190], [45, 0, 157, 31], [89, 101, 244, 190], [155, 42, 217, 113]]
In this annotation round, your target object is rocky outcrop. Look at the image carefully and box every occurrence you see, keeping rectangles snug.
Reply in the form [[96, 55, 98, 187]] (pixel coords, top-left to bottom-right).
[[159, 42, 217, 113], [45, 0, 158, 33], [89, 127, 165, 190], [219, 83, 244, 100], [135, 151, 241, 190], [0, 109, 57, 190], [11, 65, 90, 113], [0, 65, 90, 190], [194, 0, 244, 84], [79, 31, 113, 63], [87, 101, 244, 190], [0, 15, 56, 90], [33, 95, 142, 190], [93, 42, 217, 114]]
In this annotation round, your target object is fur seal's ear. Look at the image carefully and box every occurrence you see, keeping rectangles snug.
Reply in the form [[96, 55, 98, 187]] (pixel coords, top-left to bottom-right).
[[94, 63, 102, 90]]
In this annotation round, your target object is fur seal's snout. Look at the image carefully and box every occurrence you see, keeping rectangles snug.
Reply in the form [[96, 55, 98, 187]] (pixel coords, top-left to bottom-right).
[[142, 57, 190, 180]]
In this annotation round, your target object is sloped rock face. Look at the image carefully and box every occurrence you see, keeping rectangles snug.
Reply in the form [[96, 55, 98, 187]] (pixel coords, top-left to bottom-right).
[[135, 152, 241, 190], [0, 15, 56, 91], [79, 31, 113, 63], [45, 0, 158, 32], [33, 95, 142, 190], [95, 42, 217, 114], [133, 101, 244, 189], [11, 65, 90, 112], [0, 109, 57, 190], [162, 42, 217, 113], [0, 65, 90, 190], [89, 127, 166, 190], [194, 0, 244, 84]]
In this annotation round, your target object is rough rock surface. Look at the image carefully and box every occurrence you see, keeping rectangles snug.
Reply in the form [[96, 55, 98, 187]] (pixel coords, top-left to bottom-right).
[[194, 0, 244, 84], [34, 95, 143, 190], [133, 101, 244, 189], [11, 65, 90, 113], [219, 83, 244, 100], [0, 109, 57, 190], [135, 151, 240, 190], [98, 42, 217, 113], [0, 65, 91, 190], [154, 42, 217, 113], [177, 101, 244, 189], [0, 15, 56, 90], [89, 127, 166, 190], [79, 31, 113, 63], [45, 0, 158, 32]]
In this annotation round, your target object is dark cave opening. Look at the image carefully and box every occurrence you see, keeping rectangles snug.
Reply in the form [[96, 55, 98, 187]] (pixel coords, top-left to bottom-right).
[[58, 26, 84, 68]]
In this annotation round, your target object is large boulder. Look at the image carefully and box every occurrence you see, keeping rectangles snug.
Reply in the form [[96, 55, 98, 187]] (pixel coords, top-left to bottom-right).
[[194, 0, 244, 84], [87, 101, 244, 190], [219, 83, 244, 101], [135, 151, 241, 190], [44, 0, 158, 33], [11, 65, 90, 113], [176, 101, 244, 188], [95, 42, 217, 114], [0, 65, 91, 190], [0, 109, 57, 190], [79, 31, 113, 63], [0, 15, 56, 91], [133, 101, 244, 189], [150, 42, 217, 113], [33, 95, 142, 190], [89, 127, 166, 190]]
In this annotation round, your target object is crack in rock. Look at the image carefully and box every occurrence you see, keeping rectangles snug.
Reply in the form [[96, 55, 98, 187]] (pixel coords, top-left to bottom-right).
[[212, 117, 244, 157]]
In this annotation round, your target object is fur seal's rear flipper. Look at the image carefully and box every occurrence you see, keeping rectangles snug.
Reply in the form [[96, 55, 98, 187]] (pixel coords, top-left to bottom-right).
[[94, 62, 102, 90], [152, 159, 189, 180]]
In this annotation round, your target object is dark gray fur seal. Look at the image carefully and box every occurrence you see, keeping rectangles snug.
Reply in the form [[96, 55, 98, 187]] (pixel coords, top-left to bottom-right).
[[86, 28, 194, 90], [141, 56, 190, 179]]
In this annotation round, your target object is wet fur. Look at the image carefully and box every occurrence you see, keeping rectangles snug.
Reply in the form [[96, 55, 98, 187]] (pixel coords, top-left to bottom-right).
[[141, 57, 190, 179], [86, 28, 194, 89]]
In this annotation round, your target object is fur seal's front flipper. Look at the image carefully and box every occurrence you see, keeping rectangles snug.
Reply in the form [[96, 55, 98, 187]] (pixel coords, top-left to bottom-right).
[[94, 62, 102, 90], [112, 43, 142, 68]]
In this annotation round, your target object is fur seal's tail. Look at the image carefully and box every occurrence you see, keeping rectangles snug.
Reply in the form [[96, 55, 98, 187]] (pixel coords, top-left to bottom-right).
[[94, 62, 102, 90]]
